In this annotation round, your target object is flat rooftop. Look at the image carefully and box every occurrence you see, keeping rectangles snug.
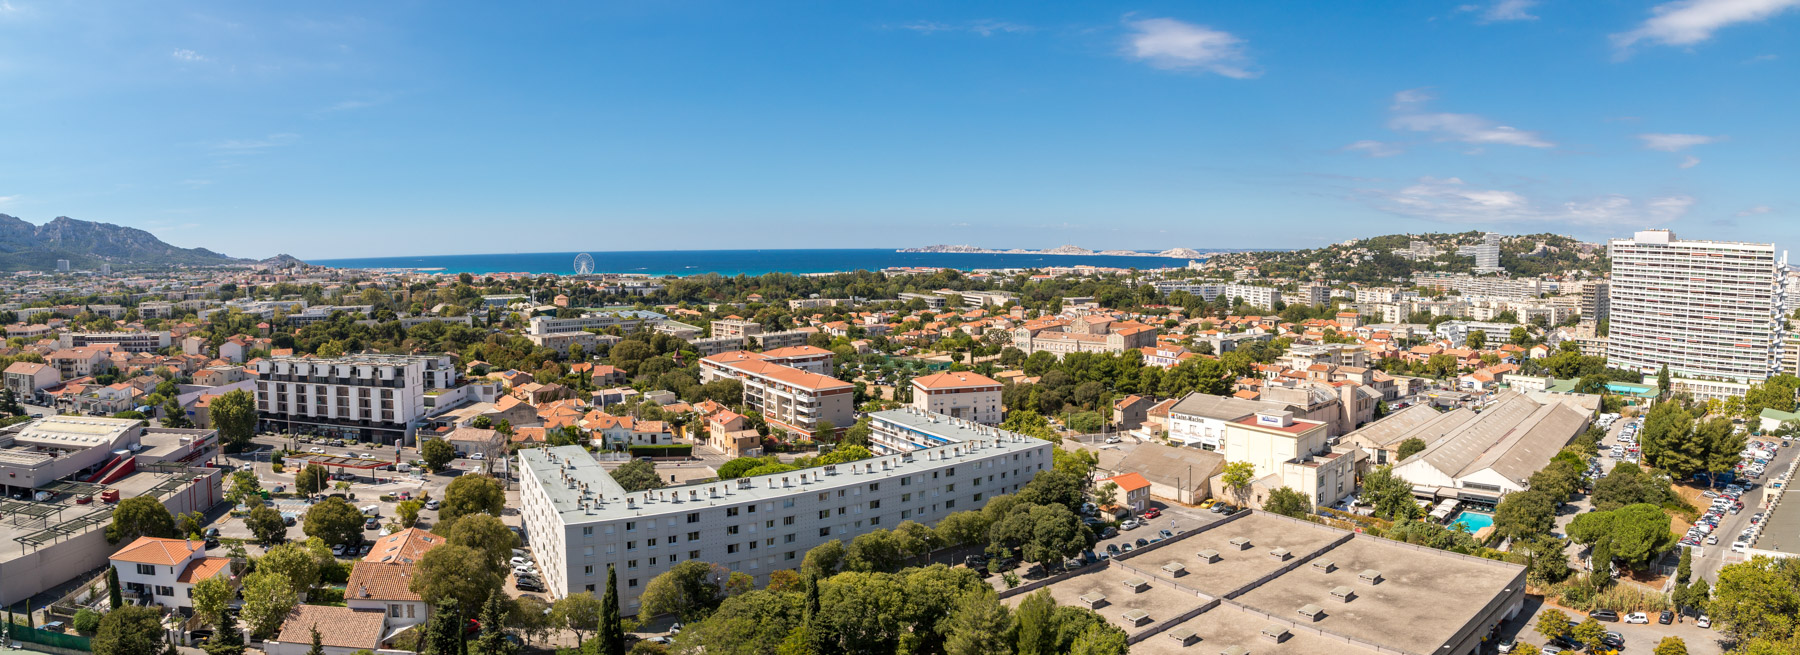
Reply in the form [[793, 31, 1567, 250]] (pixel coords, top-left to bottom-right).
[[1753, 488, 1800, 556], [1001, 565, 1207, 635], [1161, 512, 1349, 598], [1130, 602, 1383, 655], [521, 409, 1048, 525], [1232, 535, 1525, 655], [0, 471, 171, 555]]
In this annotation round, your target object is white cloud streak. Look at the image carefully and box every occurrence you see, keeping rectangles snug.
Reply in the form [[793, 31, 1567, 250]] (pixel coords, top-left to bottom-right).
[[170, 48, 208, 62], [1680, 155, 1701, 168], [1123, 17, 1258, 78], [1386, 89, 1554, 148], [898, 20, 1031, 36], [1472, 0, 1540, 22], [1737, 205, 1773, 216], [1612, 0, 1800, 55], [1364, 176, 1693, 226], [209, 133, 299, 153], [1343, 140, 1404, 158], [1637, 133, 1721, 151]]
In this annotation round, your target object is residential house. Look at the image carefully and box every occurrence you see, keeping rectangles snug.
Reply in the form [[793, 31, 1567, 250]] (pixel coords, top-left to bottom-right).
[[3, 362, 58, 403], [263, 606, 387, 655], [1102, 472, 1151, 515], [108, 537, 232, 611]]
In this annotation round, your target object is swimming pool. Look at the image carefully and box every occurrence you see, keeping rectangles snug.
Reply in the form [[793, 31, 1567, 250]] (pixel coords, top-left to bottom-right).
[[1451, 510, 1494, 534]]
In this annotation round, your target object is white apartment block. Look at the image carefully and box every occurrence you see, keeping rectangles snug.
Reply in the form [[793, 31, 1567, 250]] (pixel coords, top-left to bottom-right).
[[517, 411, 1052, 613], [60, 331, 170, 353], [108, 537, 231, 611], [1222, 284, 1281, 309], [699, 351, 855, 438], [1151, 280, 1227, 301], [254, 354, 441, 444], [527, 310, 666, 336], [711, 319, 763, 339], [907, 372, 1003, 426], [527, 330, 621, 357], [1608, 229, 1782, 388]]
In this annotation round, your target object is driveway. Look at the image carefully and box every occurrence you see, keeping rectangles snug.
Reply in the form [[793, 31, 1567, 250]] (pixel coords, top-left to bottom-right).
[[1513, 602, 1728, 655]]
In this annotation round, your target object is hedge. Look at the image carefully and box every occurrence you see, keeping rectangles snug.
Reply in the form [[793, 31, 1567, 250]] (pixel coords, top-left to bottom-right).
[[628, 445, 692, 458]]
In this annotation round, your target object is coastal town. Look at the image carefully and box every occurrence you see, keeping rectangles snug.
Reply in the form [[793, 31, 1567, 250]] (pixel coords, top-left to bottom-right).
[[0, 228, 1791, 655]]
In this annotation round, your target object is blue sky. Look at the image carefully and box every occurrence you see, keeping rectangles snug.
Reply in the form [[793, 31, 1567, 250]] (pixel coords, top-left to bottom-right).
[[1, 1, 1797, 259]]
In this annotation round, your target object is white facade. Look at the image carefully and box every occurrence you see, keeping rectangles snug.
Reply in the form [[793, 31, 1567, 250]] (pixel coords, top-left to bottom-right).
[[908, 372, 1003, 426], [517, 409, 1052, 614], [254, 354, 437, 444], [108, 537, 230, 611], [1608, 229, 1782, 389]]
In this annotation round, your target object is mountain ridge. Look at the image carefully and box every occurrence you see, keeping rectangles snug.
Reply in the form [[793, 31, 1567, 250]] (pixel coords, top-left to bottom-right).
[[0, 214, 248, 271]]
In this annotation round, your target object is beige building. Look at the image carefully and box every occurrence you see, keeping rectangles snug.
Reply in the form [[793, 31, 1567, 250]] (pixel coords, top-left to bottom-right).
[[909, 371, 1003, 425], [3, 362, 59, 402], [700, 351, 855, 439], [1213, 410, 1360, 511], [1010, 316, 1157, 359]]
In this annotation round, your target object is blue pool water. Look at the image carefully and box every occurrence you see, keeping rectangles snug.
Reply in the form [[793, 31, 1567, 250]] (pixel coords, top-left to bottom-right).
[[1451, 511, 1495, 534]]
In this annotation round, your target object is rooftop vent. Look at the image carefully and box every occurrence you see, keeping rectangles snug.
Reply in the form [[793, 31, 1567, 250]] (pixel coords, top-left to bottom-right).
[[1261, 623, 1290, 642], [1330, 585, 1354, 603], [1311, 559, 1335, 573], [1297, 604, 1324, 621], [1121, 609, 1151, 627], [1269, 548, 1291, 561], [1197, 549, 1220, 563], [1229, 537, 1252, 550], [1358, 569, 1382, 584]]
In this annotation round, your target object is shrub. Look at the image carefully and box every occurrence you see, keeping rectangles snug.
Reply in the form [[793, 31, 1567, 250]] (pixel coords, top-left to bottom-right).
[[72, 608, 101, 634]]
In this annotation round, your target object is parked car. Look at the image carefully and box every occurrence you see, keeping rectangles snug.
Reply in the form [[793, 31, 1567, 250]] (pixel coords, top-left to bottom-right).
[[1142, 508, 1161, 519], [1589, 610, 1619, 622], [1159, 529, 1174, 540], [1659, 610, 1674, 625], [1624, 612, 1649, 624], [1120, 518, 1141, 530], [1698, 615, 1711, 628]]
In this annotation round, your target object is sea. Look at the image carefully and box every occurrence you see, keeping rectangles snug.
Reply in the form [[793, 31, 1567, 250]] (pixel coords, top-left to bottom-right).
[[309, 249, 1207, 277]]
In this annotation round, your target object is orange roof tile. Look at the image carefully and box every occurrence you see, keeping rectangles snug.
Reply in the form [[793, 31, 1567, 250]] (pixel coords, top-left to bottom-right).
[[110, 537, 201, 566]]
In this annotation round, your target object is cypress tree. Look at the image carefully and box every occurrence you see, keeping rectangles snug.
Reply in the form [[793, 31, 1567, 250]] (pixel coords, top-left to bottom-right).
[[1676, 546, 1692, 585], [203, 609, 246, 655], [803, 572, 825, 655], [598, 565, 624, 655], [107, 567, 124, 610], [472, 592, 516, 655], [307, 626, 324, 655]]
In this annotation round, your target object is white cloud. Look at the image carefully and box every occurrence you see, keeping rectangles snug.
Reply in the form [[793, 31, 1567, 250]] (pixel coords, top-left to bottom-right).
[[1123, 17, 1258, 78], [1386, 89, 1554, 148], [1343, 140, 1404, 158], [1637, 133, 1720, 151], [1680, 155, 1701, 168], [1737, 205, 1773, 216], [209, 133, 299, 153], [1473, 0, 1540, 22], [1612, 0, 1800, 55], [0, 194, 18, 207], [1364, 176, 1692, 226], [170, 49, 208, 62], [899, 20, 1030, 36]]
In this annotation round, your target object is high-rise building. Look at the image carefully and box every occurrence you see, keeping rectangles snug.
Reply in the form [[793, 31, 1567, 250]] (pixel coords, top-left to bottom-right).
[[55, 259, 70, 272], [1580, 280, 1610, 326], [1607, 230, 1782, 395], [253, 354, 457, 444], [99, 263, 111, 276], [1459, 233, 1504, 273]]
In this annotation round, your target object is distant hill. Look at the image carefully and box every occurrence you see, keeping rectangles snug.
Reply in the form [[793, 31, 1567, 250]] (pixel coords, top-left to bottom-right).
[[1209, 231, 1607, 284], [0, 214, 247, 271]]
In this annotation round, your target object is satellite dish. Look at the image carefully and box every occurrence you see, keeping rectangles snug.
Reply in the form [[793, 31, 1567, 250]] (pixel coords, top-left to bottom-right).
[[573, 253, 595, 275]]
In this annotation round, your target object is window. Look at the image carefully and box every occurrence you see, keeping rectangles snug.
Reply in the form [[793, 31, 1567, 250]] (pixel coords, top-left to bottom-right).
[[629, 579, 639, 588], [688, 531, 700, 541], [727, 544, 739, 554], [626, 521, 637, 531], [819, 510, 830, 519], [585, 565, 594, 575], [868, 500, 880, 509], [785, 534, 795, 543], [726, 507, 739, 517], [689, 550, 700, 560], [727, 526, 739, 535], [786, 551, 797, 560], [136, 564, 155, 575], [783, 499, 795, 508], [687, 512, 701, 523], [747, 505, 756, 513], [582, 526, 594, 536], [869, 483, 880, 492], [586, 585, 595, 592], [946, 500, 956, 509], [648, 538, 658, 546], [973, 493, 983, 502], [628, 560, 639, 569], [901, 477, 912, 486], [390, 604, 404, 618], [819, 527, 831, 537], [902, 493, 911, 502], [946, 484, 955, 492], [155, 585, 175, 597], [870, 517, 881, 526], [946, 467, 955, 476], [783, 516, 795, 526], [627, 541, 638, 551], [650, 557, 658, 565]]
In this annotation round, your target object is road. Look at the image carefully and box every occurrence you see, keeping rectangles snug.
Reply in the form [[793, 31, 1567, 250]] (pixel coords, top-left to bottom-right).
[[1506, 602, 1730, 655], [1686, 431, 1797, 583]]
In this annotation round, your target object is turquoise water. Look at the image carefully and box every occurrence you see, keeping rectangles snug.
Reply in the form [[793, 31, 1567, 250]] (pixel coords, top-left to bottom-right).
[[1451, 511, 1494, 534]]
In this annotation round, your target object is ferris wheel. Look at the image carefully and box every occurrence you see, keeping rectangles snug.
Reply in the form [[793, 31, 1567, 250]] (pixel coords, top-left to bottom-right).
[[573, 253, 595, 275]]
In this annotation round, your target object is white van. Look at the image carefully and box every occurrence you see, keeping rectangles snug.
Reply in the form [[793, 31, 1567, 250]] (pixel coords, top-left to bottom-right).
[[361, 505, 380, 516]]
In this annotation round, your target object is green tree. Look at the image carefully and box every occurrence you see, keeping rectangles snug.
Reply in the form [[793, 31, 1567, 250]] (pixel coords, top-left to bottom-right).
[[1396, 437, 1428, 461], [1534, 609, 1571, 643], [240, 570, 299, 639], [1466, 330, 1486, 350], [202, 609, 245, 655], [396, 499, 424, 528], [551, 591, 602, 646], [1572, 618, 1607, 652], [1262, 487, 1312, 518], [1652, 636, 1687, 655], [641, 560, 731, 621], [1066, 622, 1128, 655], [303, 497, 364, 546], [678, 589, 803, 655], [509, 595, 556, 647], [842, 417, 873, 448], [448, 513, 518, 570], [1221, 461, 1256, 506], [1657, 364, 1671, 398], [1017, 470, 1086, 513], [91, 605, 166, 655], [1015, 589, 1057, 655], [610, 459, 667, 492], [210, 389, 258, 452], [844, 530, 906, 573], [944, 588, 1013, 655], [1567, 503, 1676, 572], [989, 503, 1091, 567], [307, 626, 324, 655], [421, 438, 457, 472], [412, 544, 504, 611], [72, 608, 102, 635], [1493, 489, 1558, 541], [1708, 556, 1800, 642], [1677, 545, 1692, 585], [472, 591, 520, 655], [258, 541, 322, 595], [600, 564, 626, 655], [802, 539, 846, 578], [106, 496, 177, 544], [418, 599, 465, 655], [191, 575, 233, 627], [1363, 465, 1421, 521], [246, 504, 288, 544], [438, 474, 506, 531], [108, 565, 123, 610], [294, 464, 329, 495]]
